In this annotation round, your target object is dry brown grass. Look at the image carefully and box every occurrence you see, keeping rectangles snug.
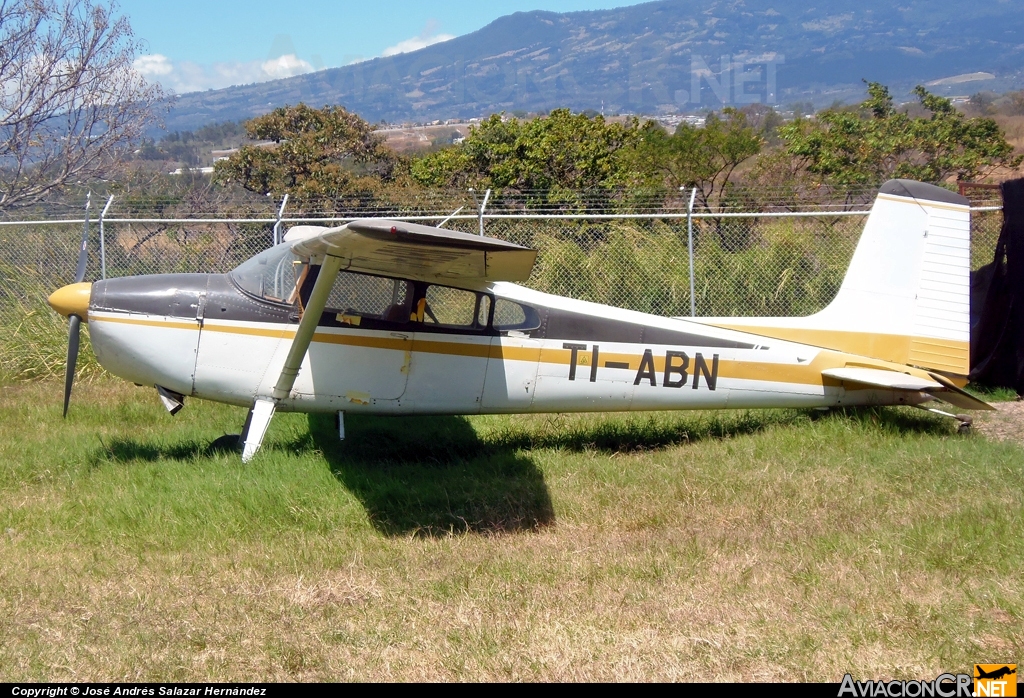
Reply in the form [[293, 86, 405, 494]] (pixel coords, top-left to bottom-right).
[[995, 115, 1024, 155]]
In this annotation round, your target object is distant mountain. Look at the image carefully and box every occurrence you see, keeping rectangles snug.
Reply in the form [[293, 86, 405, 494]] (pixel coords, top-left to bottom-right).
[[161, 0, 1024, 132]]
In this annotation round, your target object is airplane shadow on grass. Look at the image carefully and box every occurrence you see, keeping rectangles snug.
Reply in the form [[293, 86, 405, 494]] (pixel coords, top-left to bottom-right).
[[301, 409, 795, 537], [303, 406, 953, 537], [95, 435, 240, 462], [94, 406, 954, 537], [305, 413, 555, 538]]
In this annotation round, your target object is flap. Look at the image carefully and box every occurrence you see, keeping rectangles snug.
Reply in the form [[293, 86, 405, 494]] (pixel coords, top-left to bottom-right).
[[822, 367, 943, 390], [286, 219, 537, 284]]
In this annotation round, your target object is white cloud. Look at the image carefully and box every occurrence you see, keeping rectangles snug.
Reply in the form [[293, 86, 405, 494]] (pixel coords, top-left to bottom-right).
[[382, 21, 455, 57], [133, 54, 173, 77], [133, 53, 317, 94], [261, 54, 314, 79], [131, 20, 456, 94]]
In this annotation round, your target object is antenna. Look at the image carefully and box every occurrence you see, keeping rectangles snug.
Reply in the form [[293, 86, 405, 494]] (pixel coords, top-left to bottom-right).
[[469, 187, 492, 236]]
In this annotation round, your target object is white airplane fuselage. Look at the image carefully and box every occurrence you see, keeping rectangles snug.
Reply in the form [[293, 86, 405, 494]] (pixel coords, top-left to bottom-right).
[[86, 275, 934, 417]]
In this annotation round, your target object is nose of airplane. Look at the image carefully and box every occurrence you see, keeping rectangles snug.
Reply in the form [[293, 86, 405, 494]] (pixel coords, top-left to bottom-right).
[[48, 282, 92, 320]]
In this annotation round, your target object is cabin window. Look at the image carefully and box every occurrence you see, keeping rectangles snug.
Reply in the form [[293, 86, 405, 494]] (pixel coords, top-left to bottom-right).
[[229, 243, 303, 304], [493, 299, 541, 332], [327, 272, 412, 324], [421, 285, 488, 329]]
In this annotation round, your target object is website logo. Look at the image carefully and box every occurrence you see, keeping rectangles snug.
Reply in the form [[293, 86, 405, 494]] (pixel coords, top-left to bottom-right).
[[974, 665, 1017, 697]]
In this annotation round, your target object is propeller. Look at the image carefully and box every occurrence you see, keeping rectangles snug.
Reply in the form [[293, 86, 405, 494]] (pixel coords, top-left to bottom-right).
[[62, 196, 91, 417]]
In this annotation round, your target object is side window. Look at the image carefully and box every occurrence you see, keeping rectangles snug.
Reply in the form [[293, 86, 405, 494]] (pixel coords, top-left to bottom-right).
[[421, 285, 486, 329], [326, 272, 411, 324], [493, 299, 541, 332]]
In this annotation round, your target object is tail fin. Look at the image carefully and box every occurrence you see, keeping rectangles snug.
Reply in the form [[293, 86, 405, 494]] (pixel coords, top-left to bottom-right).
[[813, 179, 971, 375], [702, 180, 972, 378]]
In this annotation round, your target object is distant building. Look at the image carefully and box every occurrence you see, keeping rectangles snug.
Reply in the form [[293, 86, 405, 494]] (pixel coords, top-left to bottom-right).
[[169, 167, 215, 175]]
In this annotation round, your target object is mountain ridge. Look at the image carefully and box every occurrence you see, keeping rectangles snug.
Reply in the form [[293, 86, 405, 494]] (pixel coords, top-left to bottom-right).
[[160, 0, 1024, 132]]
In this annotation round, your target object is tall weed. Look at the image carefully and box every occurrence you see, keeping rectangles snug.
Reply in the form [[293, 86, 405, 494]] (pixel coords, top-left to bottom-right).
[[529, 218, 853, 317], [0, 264, 103, 381]]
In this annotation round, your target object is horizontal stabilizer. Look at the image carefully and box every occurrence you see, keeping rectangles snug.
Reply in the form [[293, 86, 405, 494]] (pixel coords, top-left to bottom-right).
[[285, 219, 537, 284], [926, 373, 997, 411], [821, 367, 943, 390], [821, 367, 995, 411]]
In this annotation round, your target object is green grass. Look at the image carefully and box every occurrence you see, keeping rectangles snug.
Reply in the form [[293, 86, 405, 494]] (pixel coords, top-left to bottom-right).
[[0, 380, 1021, 681], [966, 383, 1021, 402]]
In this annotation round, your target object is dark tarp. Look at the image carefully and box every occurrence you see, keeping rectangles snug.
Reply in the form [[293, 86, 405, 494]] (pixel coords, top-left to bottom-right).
[[970, 177, 1024, 395]]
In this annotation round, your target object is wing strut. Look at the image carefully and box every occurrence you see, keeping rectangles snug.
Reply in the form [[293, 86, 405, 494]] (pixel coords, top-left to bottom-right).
[[241, 255, 344, 462]]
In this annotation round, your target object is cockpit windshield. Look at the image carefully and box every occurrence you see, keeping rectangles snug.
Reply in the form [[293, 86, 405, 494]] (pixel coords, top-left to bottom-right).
[[229, 243, 305, 304]]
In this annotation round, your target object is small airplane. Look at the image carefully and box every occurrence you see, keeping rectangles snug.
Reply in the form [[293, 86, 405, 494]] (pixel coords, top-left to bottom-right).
[[47, 179, 992, 461], [975, 666, 1016, 681]]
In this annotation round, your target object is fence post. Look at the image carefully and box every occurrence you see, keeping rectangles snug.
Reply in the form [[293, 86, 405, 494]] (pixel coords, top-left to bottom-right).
[[273, 194, 289, 245], [470, 187, 491, 236], [479, 189, 491, 236], [80, 193, 91, 281], [98, 195, 114, 279], [687, 187, 697, 317]]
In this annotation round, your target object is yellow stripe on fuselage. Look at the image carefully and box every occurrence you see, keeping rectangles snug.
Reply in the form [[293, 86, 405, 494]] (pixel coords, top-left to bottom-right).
[[698, 323, 969, 380], [90, 313, 936, 390]]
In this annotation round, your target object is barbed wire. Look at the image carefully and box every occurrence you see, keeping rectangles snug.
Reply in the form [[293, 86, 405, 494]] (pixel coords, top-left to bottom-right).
[[0, 184, 931, 222]]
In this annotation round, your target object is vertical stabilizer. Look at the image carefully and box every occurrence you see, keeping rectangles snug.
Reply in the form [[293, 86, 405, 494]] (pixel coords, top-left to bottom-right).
[[698, 180, 972, 377]]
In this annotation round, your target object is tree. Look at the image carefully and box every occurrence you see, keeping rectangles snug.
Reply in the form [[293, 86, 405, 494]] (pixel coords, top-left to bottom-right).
[[968, 91, 996, 116], [617, 108, 763, 213], [411, 109, 642, 208], [776, 82, 1021, 187], [213, 104, 403, 204], [0, 0, 163, 210]]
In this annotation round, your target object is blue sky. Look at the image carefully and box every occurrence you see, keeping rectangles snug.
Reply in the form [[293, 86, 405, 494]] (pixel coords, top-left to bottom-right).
[[123, 0, 645, 94]]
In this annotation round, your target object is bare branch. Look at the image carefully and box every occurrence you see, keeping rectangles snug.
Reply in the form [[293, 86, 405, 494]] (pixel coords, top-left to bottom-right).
[[0, 0, 167, 210]]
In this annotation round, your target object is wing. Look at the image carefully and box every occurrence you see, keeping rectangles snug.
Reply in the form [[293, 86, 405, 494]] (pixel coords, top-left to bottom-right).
[[285, 219, 537, 284], [821, 367, 995, 411]]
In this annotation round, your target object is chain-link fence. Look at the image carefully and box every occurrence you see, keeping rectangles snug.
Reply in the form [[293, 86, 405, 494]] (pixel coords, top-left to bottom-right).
[[0, 202, 1004, 325], [0, 195, 1004, 379]]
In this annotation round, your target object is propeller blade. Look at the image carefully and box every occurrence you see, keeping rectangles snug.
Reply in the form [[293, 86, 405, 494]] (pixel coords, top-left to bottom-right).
[[63, 315, 81, 418], [64, 196, 90, 416], [74, 208, 90, 283]]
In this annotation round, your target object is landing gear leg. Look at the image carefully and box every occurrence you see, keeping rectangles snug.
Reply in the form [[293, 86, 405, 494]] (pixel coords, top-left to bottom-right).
[[240, 398, 277, 462]]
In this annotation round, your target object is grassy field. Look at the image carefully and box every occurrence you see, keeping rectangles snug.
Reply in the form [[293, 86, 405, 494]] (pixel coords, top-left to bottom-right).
[[0, 379, 1021, 681]]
